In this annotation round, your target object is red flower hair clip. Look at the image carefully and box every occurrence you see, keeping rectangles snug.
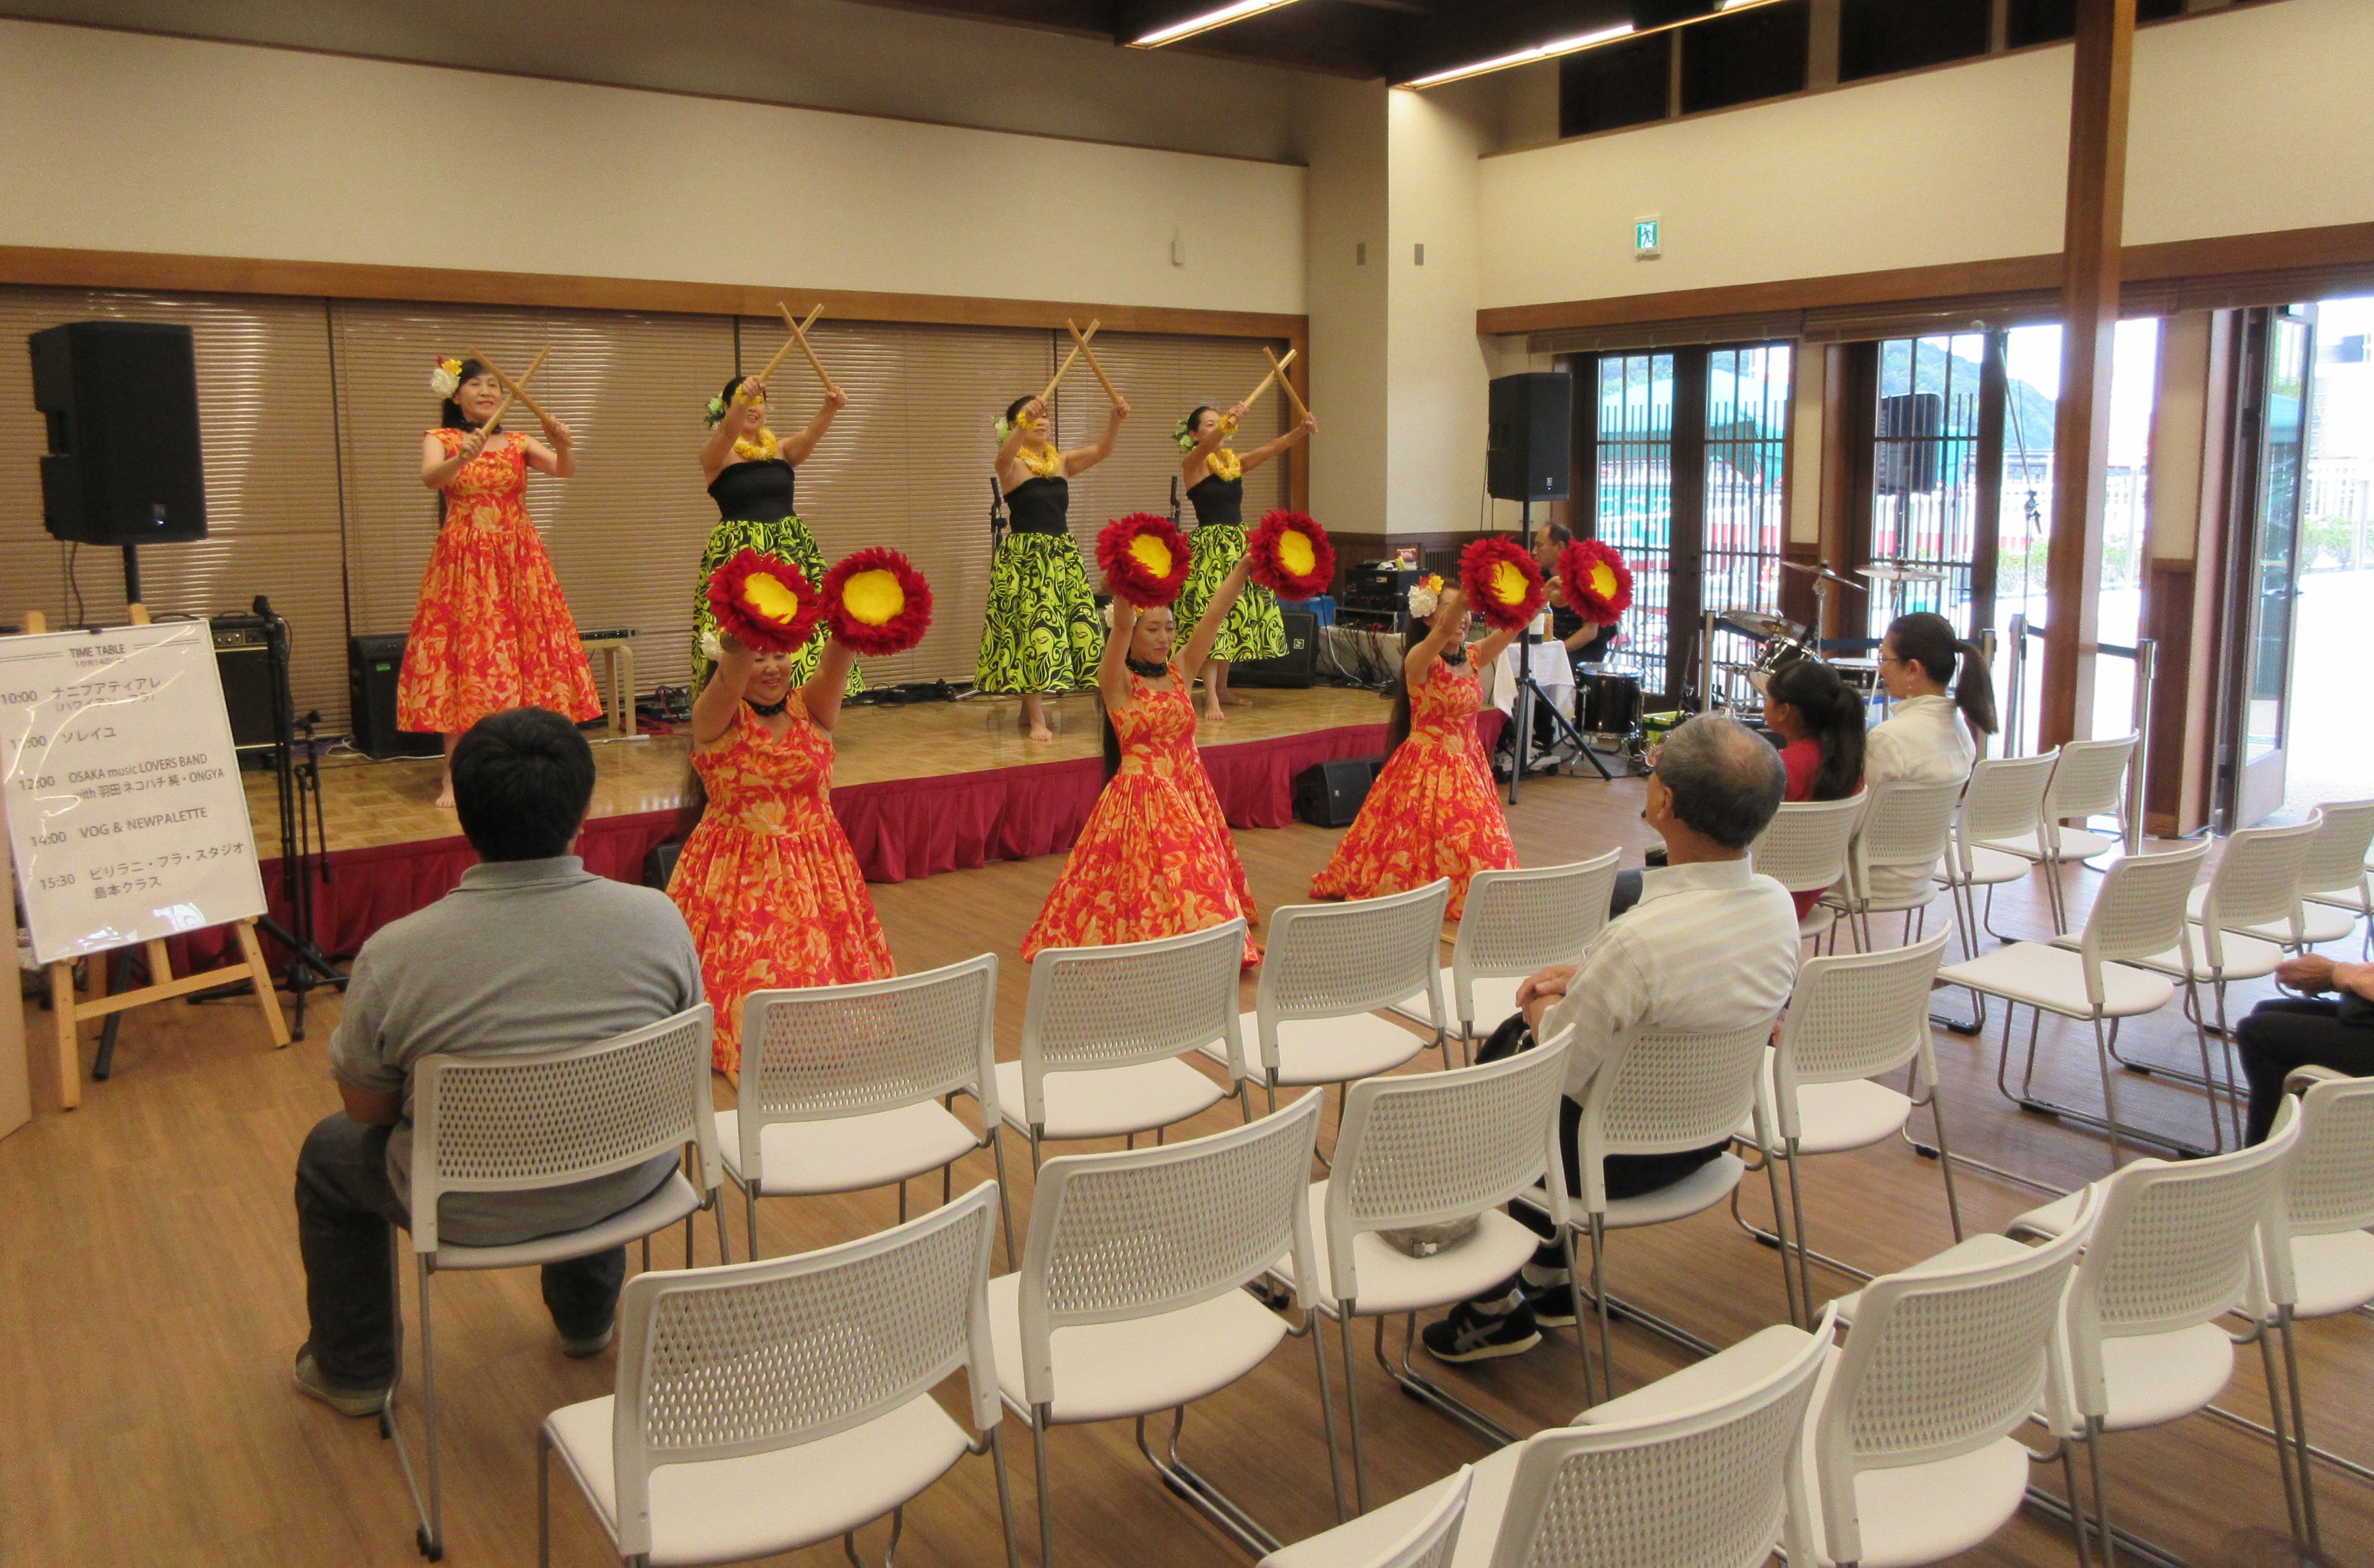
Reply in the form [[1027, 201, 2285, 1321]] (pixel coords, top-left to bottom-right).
[[824, 548, 934, 657], [1247, 510, 1335, 601], [707, 548, 823, 655], [1460, 536, 1548, 632], [1097, 513, 1192, 608], [1557, 539, 1633, 626]]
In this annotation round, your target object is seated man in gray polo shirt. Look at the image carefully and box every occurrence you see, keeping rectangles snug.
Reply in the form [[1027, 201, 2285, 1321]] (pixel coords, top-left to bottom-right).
[[292, 707, 703, 1414]]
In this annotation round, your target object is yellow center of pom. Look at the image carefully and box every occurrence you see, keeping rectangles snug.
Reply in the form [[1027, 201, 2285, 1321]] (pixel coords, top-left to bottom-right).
[[1129, 534, 1174, 578], [742, 571, 800, 623], [1489, 560, 1527, 604], [842, 569, 905, 627], [1589, 562, 1617, 599], [1277, 531, 1315, 578]]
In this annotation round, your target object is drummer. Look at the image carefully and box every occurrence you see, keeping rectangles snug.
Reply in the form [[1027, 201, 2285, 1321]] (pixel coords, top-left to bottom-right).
[[1536, 524, 1615, 668]]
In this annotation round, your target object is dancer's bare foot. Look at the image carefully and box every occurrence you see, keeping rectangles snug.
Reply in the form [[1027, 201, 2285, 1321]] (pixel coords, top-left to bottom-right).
[[1019, 696, 1054, 742], [1026, 722, 1055, 742], [434, 783, 456, 810], [1199, 703, 1228, 725], [1222, 691, 1253, 708]]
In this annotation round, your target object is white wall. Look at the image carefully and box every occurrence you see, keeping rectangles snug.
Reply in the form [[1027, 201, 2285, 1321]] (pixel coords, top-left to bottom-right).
[[1387, 85, 1495, 537], [0, 18, 1307, 315], [1477, 0, 2374, 312], [1291, 76, 1391, 532]]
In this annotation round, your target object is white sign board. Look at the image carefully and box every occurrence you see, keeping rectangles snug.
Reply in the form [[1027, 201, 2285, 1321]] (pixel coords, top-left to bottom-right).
[[0, 621, 266, 966]]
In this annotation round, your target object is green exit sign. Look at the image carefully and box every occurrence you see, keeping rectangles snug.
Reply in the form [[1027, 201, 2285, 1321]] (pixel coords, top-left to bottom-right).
[[1635, 217, 1661, 258]]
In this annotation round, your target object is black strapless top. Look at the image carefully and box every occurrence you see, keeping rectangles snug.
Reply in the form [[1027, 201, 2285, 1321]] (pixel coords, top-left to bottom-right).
[[709, 458, 796, 522], [1186, 472, 1244, 530], [1003, 475, 1071, 536]]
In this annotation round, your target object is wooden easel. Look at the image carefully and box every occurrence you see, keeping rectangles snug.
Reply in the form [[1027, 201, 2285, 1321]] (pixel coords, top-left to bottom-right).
[[21, 607, 290, 1110]]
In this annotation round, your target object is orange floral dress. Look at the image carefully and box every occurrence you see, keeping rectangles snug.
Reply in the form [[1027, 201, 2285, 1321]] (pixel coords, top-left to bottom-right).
[[396, 429, 603, 735], [668, 701, 895, 1076], [1311, 657, 1515, 920], [1024, 666, 1259, 967]]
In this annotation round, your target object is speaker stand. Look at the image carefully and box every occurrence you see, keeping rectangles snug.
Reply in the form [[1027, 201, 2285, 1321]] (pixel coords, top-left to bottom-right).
[[1505, 498, 1610, 806], [120, 544, 143, 608]]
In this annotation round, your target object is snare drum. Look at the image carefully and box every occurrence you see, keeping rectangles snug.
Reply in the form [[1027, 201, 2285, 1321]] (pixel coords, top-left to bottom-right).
[[1579, 671, 1642, 736]]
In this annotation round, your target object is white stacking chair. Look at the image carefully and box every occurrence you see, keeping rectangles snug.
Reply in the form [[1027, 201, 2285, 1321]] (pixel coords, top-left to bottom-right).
[[990, 1090, 1344, 1565], [1526, 1007, 1789, 1395], [1935, 839, 2216, 1169], [1268, 1306, 1835, 1568], [1740, 930, 1962, 1325], [1982, 735, 2136, 934], [2199, 798, 2374, 956], [1257, 1466, 1471, 1568], [1752, 794, 1866, 948], [2097, 818, 2317, 1148], [538, 1181, 1018, 1568], [1395, 853, 1620, 1060], [1276, 1031, 1579, 1511], [1821, 778, 1964, 953], [1939, 750, 2060, 975], [998, 920, 1251, 1172], [722, 954, 1011, 1262], [1205, 880, 1451, 1115], [397, 1007, 724, 1561], [2014, 1111, 2304, 1567]]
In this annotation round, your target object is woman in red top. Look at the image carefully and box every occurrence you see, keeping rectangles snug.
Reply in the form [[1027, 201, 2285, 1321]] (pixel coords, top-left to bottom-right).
[[1761, 657, 1866, 919]]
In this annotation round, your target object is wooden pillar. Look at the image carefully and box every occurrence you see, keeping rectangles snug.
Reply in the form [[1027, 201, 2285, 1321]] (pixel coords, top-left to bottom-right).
[[2040, 0, 2136, 751]]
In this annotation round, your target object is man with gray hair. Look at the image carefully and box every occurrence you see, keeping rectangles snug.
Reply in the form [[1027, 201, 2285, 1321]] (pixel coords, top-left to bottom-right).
[[1427, 714, 1801, 1364]]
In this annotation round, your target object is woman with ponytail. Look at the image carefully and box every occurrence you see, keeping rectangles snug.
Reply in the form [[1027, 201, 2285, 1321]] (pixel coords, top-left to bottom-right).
[[1862, 610, 1995, 902], [1760, 656, 1866, 919]]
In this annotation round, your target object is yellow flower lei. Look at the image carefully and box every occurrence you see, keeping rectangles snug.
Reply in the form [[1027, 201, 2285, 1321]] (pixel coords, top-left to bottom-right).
[[733, 427, 781, 463], [1016, 442, 1064, 480], [1205, 446, 1244, 483]]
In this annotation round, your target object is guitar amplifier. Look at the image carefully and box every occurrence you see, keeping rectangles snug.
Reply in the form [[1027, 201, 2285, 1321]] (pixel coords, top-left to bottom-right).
[[348, 633, 443, 758], [209, 615, 279, 764], [1232, 609, 1318, 689]]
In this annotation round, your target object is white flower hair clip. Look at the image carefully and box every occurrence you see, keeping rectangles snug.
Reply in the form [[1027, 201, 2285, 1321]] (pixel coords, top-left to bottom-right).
[[1406, 572, 1445, 620], [428, 357, 463, 398], [700, 629, 724, 664], [1099, 600, 1116, 630]]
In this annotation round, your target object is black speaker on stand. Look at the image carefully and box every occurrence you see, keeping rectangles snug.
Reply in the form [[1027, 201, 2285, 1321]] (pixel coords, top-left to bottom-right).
[[1486, 371, 1609, 794], [30, 320, 207, 606]]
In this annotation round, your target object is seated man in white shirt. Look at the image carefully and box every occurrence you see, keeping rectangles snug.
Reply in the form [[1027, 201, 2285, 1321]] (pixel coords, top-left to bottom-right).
[[1426, 714, 1801, 1364]]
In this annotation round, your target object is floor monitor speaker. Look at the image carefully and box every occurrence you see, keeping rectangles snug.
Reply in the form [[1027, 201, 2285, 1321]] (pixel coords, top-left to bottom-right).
[[1294, 755, 1382, 828], [1232, 608, 1318, 689]]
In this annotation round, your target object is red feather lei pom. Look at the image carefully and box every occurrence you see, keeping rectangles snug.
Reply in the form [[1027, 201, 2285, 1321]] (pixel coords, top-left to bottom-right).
[[1556, 539, 1633, 626], [1460, 536, 1548, 632], [1246, 510, 1335, 601], [1097, 513, 1192, 608], [707, 547, 823, 655], [824, 547, 935, 658]]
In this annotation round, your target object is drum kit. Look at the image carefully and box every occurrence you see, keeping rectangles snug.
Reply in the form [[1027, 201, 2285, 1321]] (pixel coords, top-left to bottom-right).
[[1712, 558, 1949, 713]]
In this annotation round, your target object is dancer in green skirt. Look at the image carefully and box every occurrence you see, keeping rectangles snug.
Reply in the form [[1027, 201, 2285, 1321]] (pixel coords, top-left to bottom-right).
[[691, 372, 860, 696], [977, 386, 1130, 741], [1174, 400, 1317, 723]]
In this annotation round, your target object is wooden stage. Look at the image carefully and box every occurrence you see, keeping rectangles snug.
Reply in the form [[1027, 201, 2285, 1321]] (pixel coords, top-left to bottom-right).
[[242, 684, 1471, 958]]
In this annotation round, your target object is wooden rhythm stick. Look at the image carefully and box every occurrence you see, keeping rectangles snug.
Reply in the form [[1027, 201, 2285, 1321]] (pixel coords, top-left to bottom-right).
[[776, 303, 839, 397], [1264, 345, 1311, 423], [1034, 319, 1100, 413], [478, 347, 549, 435], [1237, 347, 1298, 417], [468, 347, 554, 427], [1066, 319, 1121, 405], [748, 305, 824, 391]]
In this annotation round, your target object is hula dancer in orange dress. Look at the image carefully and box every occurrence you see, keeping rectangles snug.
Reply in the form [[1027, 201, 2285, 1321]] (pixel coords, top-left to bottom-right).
[[1312, 578, 1518, 919], [668, 593, 896, 1080], [401, 357, 602, 807], [1023, 536, 1259, 967]]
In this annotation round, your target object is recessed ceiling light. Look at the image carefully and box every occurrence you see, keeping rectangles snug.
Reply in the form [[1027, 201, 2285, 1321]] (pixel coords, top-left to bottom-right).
[[1132, 0, 1303, 48], [1402, 23, 1634, 89]]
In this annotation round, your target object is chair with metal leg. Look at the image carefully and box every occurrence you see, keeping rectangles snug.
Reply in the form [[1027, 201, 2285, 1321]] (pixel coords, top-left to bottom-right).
[[1980, 735, 2137, 936], [1795, 1213, 2094, 1568], [1203, 881, 1452, 1118], [989, 1090, 1344, 1565], [1739, 930, 1961, 1324], [996, 919, 1252, 1176], [1821, 778, 1965, 953], [1937, 751, 2061, 1010], [2200, 798, 2374, 957], [1751, 794, 1867, 952], [390, 1007, 726, 1561], [1393, 854, 1620, 1061], [537, 1181, 1020, 1568], [720, 954, 1012, 1262], [1935, 839, 2217, 1172], [1274, 1030, 1579, 1513]]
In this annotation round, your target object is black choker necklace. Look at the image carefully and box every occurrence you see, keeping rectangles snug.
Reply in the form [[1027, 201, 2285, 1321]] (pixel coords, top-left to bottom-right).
[[746, 694, 789, 717], [1126, 656, 1169, 679], [1441, 646, 1467, 666]]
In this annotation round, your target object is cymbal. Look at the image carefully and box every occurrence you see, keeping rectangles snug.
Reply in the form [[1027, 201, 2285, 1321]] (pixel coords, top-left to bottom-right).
[[1780, 560, 1862, 589], [1859, 562, 1950, 584], [1714, 610, 1800, 643]]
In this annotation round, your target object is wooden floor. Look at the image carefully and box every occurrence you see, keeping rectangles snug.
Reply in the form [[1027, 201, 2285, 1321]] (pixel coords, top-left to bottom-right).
[[3, 770, 2364, 1567], [264, 686, 1398, 852]]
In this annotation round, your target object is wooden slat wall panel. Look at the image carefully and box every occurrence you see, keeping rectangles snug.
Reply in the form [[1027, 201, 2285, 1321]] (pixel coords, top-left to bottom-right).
[[0, 289, 347, 725], [1056, 332, 1293, 539], [329, 302, 735, 694]]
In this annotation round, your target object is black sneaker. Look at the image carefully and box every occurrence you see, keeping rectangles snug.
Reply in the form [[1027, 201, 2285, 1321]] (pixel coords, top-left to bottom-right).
[[1522, 1275, 1579, 1329], [1421, 1301, 1542, 1364]]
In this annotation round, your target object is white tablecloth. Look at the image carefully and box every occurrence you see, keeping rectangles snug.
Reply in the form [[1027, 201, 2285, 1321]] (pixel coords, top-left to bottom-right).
[[1481, 637, 1577, 718]]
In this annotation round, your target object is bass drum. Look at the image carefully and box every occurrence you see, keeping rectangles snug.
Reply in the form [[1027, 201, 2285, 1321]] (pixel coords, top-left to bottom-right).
[[1579, 671, 1642, 736]]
